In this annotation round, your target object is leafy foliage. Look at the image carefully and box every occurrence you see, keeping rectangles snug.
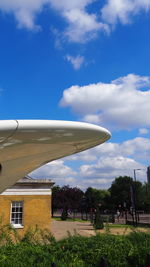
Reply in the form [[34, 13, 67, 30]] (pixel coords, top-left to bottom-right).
[[141, 183, 150, 211], [85, 187, 110, 210], [109, 176, 144, 210], [61, 207, 68, 221], [52, 178, 150, 215], [0, 227, 149, 266], [52, 185, 84, 211], [93, 207, 104, 230]]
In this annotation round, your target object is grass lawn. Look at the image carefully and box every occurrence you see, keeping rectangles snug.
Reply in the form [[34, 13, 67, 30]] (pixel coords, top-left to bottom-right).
[[52, 217, 150, 236], [106, 223, 131, 228], [52, 217, 90, 223], [100, 223, 150, 235]]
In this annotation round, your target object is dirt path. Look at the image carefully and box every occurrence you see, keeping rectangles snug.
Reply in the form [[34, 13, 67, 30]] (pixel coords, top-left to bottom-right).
[[51, 220, 150, 240], [51, 220, 95, 240]]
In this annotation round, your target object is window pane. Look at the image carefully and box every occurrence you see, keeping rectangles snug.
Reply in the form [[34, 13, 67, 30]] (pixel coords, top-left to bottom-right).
[[11, 201, 23, 225]]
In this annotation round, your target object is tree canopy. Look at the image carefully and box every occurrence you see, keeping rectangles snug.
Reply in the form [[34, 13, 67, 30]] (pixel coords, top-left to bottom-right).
[[85, 187, 110, 210], [52, 176, 150, 213], [52, 185, 84, 210], [109, 176, 143, 209]]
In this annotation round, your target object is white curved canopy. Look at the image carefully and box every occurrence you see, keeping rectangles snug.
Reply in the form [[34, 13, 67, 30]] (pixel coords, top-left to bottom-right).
[[0, 120, 111, 193]]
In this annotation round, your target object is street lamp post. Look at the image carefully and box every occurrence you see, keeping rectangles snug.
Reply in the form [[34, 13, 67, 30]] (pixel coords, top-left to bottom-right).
[[134, 169, 141, 182], [133, 169, 141, 226]]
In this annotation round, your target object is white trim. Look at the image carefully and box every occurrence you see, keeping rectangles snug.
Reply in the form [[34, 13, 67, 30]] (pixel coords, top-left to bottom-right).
[[10, 201, 24, 227], [1, 188, 52, 196], [11, 224, 24, 229]]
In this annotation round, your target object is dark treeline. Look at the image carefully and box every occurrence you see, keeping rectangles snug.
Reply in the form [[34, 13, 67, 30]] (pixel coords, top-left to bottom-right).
[[52, 176, 150, 218]]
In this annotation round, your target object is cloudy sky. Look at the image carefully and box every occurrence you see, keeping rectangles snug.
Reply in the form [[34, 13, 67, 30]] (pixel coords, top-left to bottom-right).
[[0, 0, 150, 189]]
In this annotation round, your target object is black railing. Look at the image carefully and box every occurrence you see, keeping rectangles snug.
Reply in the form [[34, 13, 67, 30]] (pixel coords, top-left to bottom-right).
[[53, 209, 115, 223], [126, 211, 150, 226]]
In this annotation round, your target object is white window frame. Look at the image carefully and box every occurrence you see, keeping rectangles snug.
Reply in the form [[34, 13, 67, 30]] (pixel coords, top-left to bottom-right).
[[10, 201, 24, 229]]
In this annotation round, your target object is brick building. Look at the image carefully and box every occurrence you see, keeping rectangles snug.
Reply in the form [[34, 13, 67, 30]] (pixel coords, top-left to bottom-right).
[[0, 176, 54, 234]]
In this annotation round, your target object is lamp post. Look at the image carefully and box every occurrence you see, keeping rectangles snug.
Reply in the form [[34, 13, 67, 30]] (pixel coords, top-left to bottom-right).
[[134, 169, 141, 182], [133, 169, 141, 226]]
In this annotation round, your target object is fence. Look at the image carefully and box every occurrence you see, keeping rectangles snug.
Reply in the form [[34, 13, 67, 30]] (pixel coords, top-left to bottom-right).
[[125, 211, 150, 226], [53, 209, 115, 223], [53, 208, 150, 226]]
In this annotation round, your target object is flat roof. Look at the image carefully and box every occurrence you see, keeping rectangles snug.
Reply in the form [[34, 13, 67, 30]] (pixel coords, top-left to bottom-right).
[[16, 176, 55, 185]]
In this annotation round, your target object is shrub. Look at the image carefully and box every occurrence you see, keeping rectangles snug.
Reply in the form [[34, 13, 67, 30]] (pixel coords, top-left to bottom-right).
[[93, 208, 104, 229], [0, 223, 149, 266], [61, 208, 68, 221]]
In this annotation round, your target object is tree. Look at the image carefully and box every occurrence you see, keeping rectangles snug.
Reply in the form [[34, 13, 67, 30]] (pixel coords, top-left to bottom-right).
[[52, 185, 84, 220], [52, 185, 61, 217], [85, 187, 110, 210], [141, 183, 150, 211], [109, 176, 142, 210], [93, 205, 104, 229]]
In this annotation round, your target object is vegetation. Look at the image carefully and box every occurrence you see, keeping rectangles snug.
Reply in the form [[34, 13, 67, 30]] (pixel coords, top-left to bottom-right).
[[85, 187, 111, 210], [53, 217, 90, 223], [52, 185, 84, 220], [93, 206, 104, 230], [61, 207, 68, 221], [109, 176, 143, 210], [0, 225, 149, 266], [0, 176, 149, 266], [52, 176, 150, 214], [141, 183, 150, 211]]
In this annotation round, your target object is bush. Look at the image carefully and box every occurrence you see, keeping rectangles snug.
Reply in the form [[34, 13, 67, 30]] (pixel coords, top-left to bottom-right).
[[61, 208, 68, 221], [93, 208, 104, 229], [0, 223, 149, 266]]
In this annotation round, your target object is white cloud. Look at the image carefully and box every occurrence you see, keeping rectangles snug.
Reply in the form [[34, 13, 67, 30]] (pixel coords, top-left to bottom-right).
[[81, 178, 114, 188], [76, 152, 146, 189], [0, 0, 47, 30], [52, 176, 77, 187], [80, 156, 142, 177], [139, 128, 149, 135], [60, 73, 150, 130], [65, 55, 84, 70], [101, 0, 150, 25], [30, 159, 76, 179], [83, 114, 100, 123], [68, 137, 150, 163], [0, 1, 150, 43], [48, 1, 109, 43], [78, 151, 146, 189], [66, 136, 149, 188], [63, 8, 109, 43], [121, 137, 150, 161], [30, 159, 79, 187], [67, 149, 97, 162], [0, 0, 108, 42], [29, 136, 149, 189]]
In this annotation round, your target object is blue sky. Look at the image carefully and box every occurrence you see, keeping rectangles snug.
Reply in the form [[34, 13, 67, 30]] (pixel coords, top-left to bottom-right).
[[0, 0, 150, 189]]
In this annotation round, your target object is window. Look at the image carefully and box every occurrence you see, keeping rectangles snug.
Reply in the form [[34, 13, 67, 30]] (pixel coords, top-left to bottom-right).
[[10, 201, 23, 228]]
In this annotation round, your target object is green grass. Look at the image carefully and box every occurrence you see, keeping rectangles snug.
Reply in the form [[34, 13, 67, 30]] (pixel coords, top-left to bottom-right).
[[53, 217, 90, 223], [105, 223, 132, 228]]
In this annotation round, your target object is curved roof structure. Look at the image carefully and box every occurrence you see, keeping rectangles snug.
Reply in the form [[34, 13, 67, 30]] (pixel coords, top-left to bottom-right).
[[0, 120, 111, 193]]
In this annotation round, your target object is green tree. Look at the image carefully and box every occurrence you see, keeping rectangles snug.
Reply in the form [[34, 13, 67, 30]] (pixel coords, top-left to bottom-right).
[[109, 176, 142, 210], [141, 183, 150, 211], [93, 206, 104, 229], [52, 185, 84, 220], [52, 185, 61, 217], [85, 187, 110, 210]]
